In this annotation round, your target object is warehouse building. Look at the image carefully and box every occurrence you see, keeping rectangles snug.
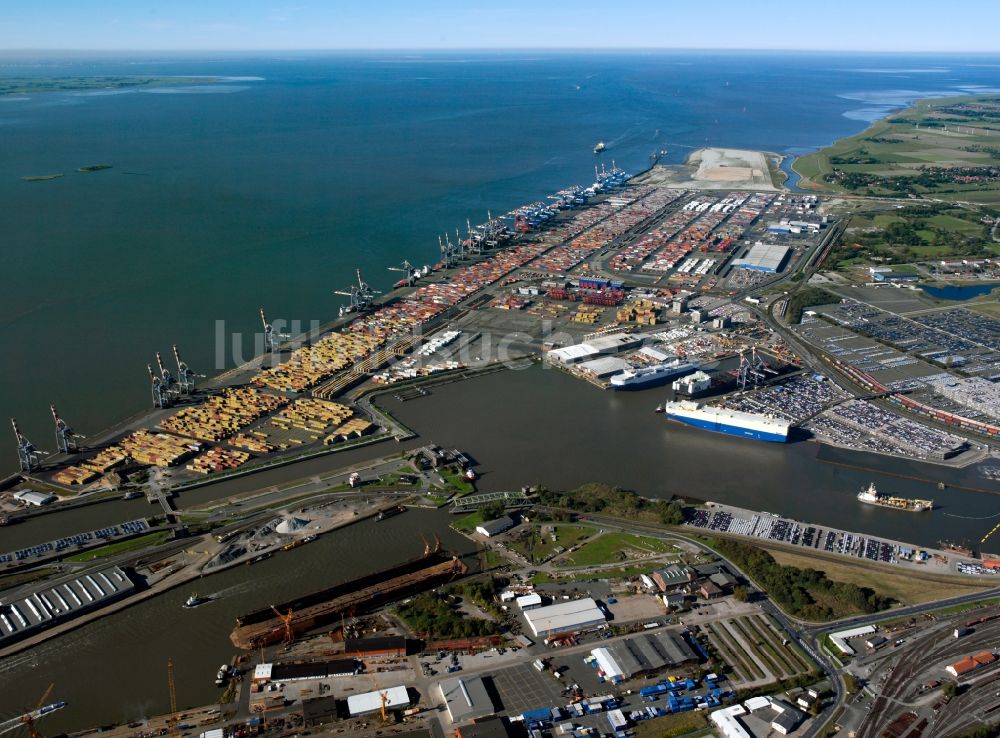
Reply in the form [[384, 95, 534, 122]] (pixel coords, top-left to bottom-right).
[[343, 635, 408, 658], [710, 704, 753, 738], [476, 516, 515, 538], [590, 630, 698, 681], [547, 333, 641, 365], [515, 593, 543, 610], [347, 685, 411, 717], [13, 489, 56, 507], [454, 717, 520, 738], [730, 243, 791, 273], [439, 675, 498, 724], [252, 659, 361, 683], [523, 597, 606, 638], [947, 650, 996, 678]]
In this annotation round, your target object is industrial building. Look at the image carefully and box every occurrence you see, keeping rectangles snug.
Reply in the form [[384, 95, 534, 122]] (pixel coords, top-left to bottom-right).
[[515, 593, 542, 610], [730, 243, 791, 273], [252, 659, 360, 683], [439, 675, 497, 724], [872, 270, 919, 283], [710, 704, 753, 738], [590, 630, 698, 681], [523, 597, 606, 638], [347, 685, 410, 717], [0, 566, 135, 645], [454, 717, 520, 738], [546, 333, 641, 365], [829, 625, 876, 656], [947, 650, 996, 677], [651, 565, 696, 592], [342, 635, 407, 658], [12, 489, 56, 507], [769, 699, 806, 735], [476, 515, 515, 538], [578, 356, 630, 379]]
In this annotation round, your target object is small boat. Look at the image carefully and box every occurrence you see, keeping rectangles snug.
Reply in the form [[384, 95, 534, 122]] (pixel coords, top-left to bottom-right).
[[121, 490, 142, 500], [246, 552, 272, 565], [183, 592, 212, 609], [654, 404, 665, 414], [593, 142, 606, 154], [464, 468, 478, 481]]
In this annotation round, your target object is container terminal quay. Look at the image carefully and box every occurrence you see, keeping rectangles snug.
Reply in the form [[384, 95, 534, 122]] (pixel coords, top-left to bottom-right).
[[3, 147, 1000, 738]]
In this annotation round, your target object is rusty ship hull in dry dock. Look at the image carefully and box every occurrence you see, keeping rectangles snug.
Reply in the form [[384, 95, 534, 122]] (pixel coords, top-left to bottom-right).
[[230, 548, 468, 649]]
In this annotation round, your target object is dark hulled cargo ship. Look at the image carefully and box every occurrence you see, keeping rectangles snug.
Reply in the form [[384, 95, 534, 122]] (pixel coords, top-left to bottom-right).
[[230, 546, 468, 649]]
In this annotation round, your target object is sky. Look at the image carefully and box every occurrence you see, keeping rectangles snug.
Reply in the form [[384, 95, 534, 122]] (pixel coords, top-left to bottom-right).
[[1, 0, 998, 53]]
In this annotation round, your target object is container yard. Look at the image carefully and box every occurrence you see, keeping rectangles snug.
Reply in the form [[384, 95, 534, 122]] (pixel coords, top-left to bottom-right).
[[160, 387, 289, 442], [186, 446, 250, 474], [119, 429, 202, 467]]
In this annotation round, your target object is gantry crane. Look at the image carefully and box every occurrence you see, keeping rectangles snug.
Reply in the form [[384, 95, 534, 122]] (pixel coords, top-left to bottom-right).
[[166, 659, 180, 738], [172, 345, 202, 395], [335, 269, 379, 318], [148, 365, 170, 409], [388, 259, 417, 287], [271, 605, 295, 644], [0, 683, 56, 738], [50, 404, 82, 454], [10, 418, 42, 472]]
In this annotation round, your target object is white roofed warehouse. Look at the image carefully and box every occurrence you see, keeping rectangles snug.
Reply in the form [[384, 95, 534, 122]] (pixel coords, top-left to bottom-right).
[[347, 685, 410, 717], [522, 597, 606, 638]]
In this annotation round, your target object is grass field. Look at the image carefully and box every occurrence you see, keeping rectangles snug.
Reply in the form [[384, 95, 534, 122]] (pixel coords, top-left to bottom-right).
[[507, 524, 595, 563], [64, 531, 171, 562], [794, 94, 1000, 206], [632, 710, 709, 738], [563, 531, 674, 566], [452, 511, 485, 533], [761, 546, 992, 605]]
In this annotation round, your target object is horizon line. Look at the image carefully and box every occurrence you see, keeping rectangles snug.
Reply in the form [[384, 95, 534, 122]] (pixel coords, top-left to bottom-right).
[[2, 47, 1000, 55]]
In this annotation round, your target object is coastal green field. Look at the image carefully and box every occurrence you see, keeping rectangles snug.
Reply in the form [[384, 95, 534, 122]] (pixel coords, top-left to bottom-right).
[[0, 76, 219, 96], [794, 95, 1000, 206], [563, 531, 674, 566], [829, 201, 998, 267]]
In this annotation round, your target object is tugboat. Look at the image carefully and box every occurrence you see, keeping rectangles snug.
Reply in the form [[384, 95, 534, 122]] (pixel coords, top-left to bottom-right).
[[183, 592, 212, 609], [857, 483, 933, 512], [593, 141, 606, 154]]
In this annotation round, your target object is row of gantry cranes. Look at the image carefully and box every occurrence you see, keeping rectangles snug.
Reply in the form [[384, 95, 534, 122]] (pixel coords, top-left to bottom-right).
[[10, 210, 516, 476]]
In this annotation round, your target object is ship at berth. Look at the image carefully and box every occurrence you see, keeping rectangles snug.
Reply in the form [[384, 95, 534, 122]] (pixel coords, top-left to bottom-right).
[[610, 359, 698, 390], [663, 400, 790, 443]]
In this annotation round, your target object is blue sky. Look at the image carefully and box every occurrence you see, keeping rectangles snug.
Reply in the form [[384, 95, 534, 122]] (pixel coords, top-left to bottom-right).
[[2, 1, 998, 52]]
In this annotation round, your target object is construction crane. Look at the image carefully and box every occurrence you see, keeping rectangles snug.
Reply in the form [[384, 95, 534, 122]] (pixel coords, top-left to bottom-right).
[[10, 418, 42, 473], [50, 404, 82, 454], [166, 659, 180, 738], [172, 345, 202, 395], [148, 365, 170, 409], [271, 605, 295, 644], [0, 683, 58, 738], [335, 269, 379, 318]]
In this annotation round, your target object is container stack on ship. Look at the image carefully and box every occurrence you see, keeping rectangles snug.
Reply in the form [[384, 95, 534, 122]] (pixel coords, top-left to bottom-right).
[[663, 400, 790, 442], [229, 540, 468, 649]]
